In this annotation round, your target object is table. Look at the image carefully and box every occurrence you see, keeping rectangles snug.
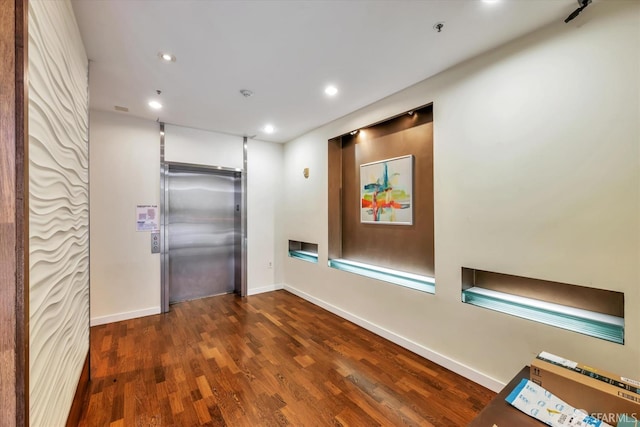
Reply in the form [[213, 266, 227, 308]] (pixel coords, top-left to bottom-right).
[[468, 366, 541, 427]]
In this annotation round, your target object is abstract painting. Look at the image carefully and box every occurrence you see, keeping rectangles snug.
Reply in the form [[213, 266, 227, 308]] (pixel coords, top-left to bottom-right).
[[360, 155, 413, 224]]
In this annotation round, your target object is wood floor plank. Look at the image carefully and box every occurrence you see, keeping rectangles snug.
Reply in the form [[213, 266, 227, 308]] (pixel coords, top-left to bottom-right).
[[78, 290, 494, 426]]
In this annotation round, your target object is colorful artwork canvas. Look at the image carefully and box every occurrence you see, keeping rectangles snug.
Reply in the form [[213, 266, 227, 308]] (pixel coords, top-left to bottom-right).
[[360, 155, 413, 224]]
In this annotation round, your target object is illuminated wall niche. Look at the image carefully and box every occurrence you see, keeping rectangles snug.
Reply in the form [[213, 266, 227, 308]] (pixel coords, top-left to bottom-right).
[[461, 268, 625, 344], [288, 240, 318, 263], [328, 104, 434, 292]]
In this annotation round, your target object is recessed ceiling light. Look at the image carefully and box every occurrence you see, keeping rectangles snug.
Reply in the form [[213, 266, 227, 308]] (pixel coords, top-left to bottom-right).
[[158, 52, 176, 62], [482, 0, 500, 4], [324, 85, 338, 96], [148, 100, 162, 110], [264, 124, 275, 134]]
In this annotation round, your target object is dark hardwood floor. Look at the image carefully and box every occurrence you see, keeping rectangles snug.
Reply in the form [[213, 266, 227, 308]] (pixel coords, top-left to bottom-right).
[[78, 290, 495, 426]]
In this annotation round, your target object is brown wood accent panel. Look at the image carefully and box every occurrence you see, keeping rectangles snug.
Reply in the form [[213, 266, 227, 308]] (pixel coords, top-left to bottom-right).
[[288, 240, 318, 254], [463, 268, 624, 317], [340, 107, 434, 276], [16, 0, 28, 424], [344, 107, 433, 141], [300, 242, 317, 253], [0, 0, 28, 425], [288, 240, 301, 251], [327, 136, 342, 259], [66, 353, 90, 427], [1, 0, 17, 220], [78, 291, 495, 426]]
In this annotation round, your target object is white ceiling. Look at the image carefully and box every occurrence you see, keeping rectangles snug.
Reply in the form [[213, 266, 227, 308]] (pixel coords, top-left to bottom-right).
[[72, 0, 579, 143]]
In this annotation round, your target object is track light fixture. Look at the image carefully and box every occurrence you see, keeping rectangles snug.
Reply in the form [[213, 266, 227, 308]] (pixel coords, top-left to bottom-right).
[[565, 0, 592, 23]]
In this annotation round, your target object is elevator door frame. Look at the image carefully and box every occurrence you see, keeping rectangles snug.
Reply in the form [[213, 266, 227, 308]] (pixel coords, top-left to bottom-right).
[[160, 161, 247, 313]]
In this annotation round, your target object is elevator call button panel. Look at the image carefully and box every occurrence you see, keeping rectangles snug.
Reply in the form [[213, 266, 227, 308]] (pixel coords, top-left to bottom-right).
[[151, 232, 160, 254]]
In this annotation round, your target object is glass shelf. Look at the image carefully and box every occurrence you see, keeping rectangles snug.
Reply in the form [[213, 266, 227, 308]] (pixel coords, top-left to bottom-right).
[[462, 287, 624, 344], [288, 249, 318, 263], [329, 258, 435, 294]]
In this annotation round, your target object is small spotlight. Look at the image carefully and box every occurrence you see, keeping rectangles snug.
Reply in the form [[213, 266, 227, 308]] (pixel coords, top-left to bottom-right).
[[158, 52, 176, 62], [350, 130, 359, 136], [148, 100, 162, 110], [408, 111, 414, 116], [160, 131, 165, 136], [324, 85, 338, 96], [264, 124, 275, 134]]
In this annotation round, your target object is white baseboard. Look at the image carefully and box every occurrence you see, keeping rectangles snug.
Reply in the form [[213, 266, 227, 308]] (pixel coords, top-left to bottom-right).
[[90, 306, 161, 326], [247, 283, 284, 296], [283, 284, 504, 393]]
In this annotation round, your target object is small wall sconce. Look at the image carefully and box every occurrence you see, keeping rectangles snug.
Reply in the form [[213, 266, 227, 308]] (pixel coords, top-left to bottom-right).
[[303, 168, 309, 179]]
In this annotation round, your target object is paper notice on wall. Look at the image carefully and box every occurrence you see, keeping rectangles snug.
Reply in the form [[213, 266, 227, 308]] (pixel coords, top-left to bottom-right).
[[136, 205, 158, 231]]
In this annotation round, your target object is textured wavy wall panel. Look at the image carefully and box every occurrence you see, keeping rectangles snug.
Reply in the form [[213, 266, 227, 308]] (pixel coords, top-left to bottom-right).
[[28, 1, 89, 426]]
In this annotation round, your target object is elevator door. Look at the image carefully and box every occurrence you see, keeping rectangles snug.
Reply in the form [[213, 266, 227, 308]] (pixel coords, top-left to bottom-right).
[[167, 167, 239, 304]]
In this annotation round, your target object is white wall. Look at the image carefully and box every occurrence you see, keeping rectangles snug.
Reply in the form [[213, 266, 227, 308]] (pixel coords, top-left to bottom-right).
[[282, 1, 640, 391], [247, 139, 284, 295], [28, 1, 89, 425], [164, 123, 243, 168], [90, 110, 161, 325], [90, 114, 283, 323]]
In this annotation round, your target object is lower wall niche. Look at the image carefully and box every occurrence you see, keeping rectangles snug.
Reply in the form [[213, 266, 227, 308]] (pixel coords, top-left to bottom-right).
[[461, 267, 624, 344], [288, 240, 318, 263]]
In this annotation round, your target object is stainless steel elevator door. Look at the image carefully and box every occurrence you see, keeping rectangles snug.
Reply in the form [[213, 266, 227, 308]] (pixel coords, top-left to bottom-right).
[[167, 168, 238, 304]]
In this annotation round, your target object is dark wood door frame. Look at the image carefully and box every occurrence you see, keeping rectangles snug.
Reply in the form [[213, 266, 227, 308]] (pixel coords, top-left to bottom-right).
[[0, 0, 28, 425]]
